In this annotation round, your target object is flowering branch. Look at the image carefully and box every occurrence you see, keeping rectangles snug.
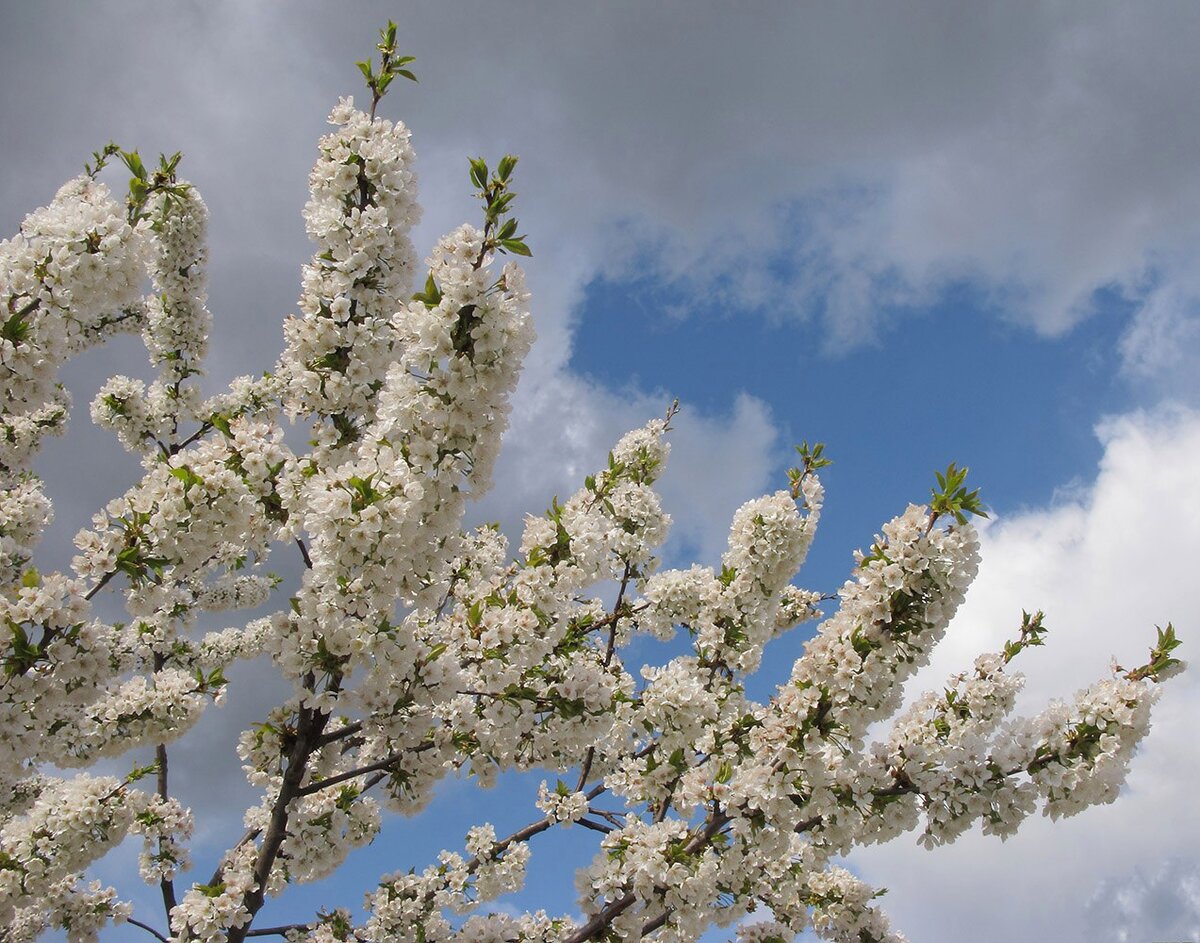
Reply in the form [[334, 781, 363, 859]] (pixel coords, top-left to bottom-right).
[[0, 21, 1182, 943]]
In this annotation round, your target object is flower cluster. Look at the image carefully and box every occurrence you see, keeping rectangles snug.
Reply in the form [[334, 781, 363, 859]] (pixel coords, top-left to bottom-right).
[[536, 781, 591, 825], [169, 843, 258, 943], [0, 174, 145, 586], [280, 96, 419, 438]]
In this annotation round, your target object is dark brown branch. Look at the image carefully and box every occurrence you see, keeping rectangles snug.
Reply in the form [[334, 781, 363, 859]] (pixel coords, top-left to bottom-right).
[[127, 917, 169, 943], [169, 419, 215, 456], [315, 720, 363, 747], [225, 699, 332, 943], [298, 738, 437, 797], [297, 751, 403, 796], [154, 687, 178, 929], [205, 827, 261, 889], [565, 811, 730, 943], [567, 890, 639, 943], [640, 910, 671, 938], [84, 568, 117, 601], [465, 814, 555, 876]]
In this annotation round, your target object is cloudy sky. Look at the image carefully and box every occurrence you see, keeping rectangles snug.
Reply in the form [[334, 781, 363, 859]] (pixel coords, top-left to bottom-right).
[[3, 3, 1198, 941]]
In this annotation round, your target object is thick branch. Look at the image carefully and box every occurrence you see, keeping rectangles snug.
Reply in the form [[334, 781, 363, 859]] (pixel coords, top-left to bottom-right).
[[565, 811, 730, 943], [155, 712, 178, 929], [225, 698, 332, 943]]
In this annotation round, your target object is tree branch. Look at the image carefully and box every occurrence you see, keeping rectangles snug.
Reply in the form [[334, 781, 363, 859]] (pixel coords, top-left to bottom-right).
[[84, 568, 117, 601], [565, 811, 730, 943], [155, 700, 178, 930], [245, 925, 312, 938], [225, 690, 333, 943], [127, 917, 170, 943], [575, 563, 634, 793], [315, 720, 363, 747]]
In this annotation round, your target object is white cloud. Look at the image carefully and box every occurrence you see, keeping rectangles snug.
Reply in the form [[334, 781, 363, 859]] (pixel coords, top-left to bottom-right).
[[479, 373, 780, 569], [849, 407, 1200, 943], [1120, 283, 1200, 392]]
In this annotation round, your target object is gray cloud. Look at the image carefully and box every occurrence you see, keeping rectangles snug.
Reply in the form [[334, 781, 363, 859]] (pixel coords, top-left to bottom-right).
[[1086, 858, 1200, 943], [10, 3, 1200, 385]]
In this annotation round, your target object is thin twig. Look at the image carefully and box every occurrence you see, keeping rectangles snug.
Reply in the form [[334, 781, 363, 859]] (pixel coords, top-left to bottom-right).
[[127, 917, 169, 943], [575, 563, 634, 793], [205, 827, 261, 889], [564, 810, 730, 943], [84, 569, 117, 601], [298, 739, 436, 797]]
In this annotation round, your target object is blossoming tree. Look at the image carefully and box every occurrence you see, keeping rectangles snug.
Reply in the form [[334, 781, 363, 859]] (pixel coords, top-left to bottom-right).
[[0, 24, 1184, 943]]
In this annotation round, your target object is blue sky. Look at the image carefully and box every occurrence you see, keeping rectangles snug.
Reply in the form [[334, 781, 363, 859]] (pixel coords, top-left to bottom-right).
[[3, 3, 1199, 942]]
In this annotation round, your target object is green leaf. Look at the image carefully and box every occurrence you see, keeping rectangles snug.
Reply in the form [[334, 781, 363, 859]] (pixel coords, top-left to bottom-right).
[[120, 149, 147, 181], [489, 191, 516, 214], [469, 158, 488, 191], [412, 271, 442, 307], [1, 310, 32, 345], [499, 238, 531, 257]]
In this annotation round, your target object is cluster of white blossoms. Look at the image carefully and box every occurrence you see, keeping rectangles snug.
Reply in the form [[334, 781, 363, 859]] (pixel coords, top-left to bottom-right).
[[536, 781, 591, 825], [280, 96, 419, 434], [0, 173, 146, 587], [90, 183, 213, 456], [0, 34, 1183, 943]]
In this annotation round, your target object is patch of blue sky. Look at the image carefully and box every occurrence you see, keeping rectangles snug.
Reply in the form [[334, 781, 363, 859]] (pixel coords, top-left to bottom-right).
[[571, 263, 1136, 565]]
